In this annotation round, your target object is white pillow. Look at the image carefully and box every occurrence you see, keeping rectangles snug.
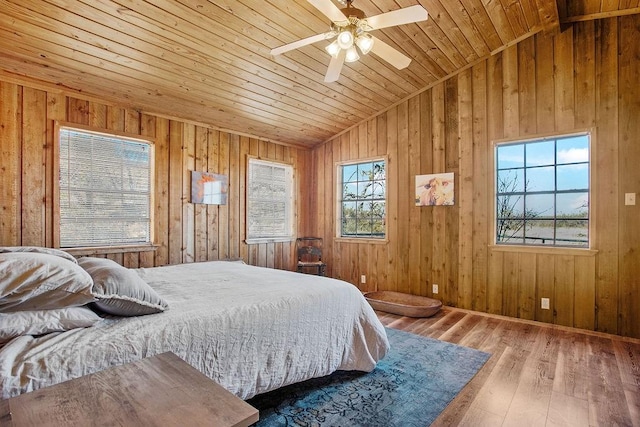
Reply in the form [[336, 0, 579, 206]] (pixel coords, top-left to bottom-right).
[[0, 307, 102, 344], [0, 246, 78, 264], [78, 257, 168, 316], [0, 252, 96, 312]]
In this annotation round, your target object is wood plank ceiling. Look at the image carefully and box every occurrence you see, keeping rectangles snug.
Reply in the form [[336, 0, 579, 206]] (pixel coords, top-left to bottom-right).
[[0, 0, 636, 148]]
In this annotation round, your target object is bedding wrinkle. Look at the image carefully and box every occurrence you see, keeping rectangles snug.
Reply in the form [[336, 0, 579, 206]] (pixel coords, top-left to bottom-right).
[[0, 253, 95, 312], [0, 261, 388, 400]]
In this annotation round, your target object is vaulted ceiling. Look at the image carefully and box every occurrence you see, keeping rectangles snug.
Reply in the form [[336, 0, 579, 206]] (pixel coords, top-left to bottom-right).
[[0, 0, 638, 148]]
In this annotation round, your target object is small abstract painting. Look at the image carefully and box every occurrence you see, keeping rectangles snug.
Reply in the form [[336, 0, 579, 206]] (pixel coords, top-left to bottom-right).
[[415, 172, 454, 206], [191, 171, 228, 205]]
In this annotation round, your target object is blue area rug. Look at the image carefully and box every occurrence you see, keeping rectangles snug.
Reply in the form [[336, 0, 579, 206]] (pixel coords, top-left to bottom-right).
[[248, 328, 490, 427]]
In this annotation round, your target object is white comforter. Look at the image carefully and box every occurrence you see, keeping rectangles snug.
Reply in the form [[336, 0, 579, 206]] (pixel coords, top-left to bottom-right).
[[0, 261, 389, 399]]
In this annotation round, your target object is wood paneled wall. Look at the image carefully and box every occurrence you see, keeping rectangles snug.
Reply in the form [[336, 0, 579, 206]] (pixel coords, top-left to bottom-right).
[[311, 16, 640, 338], [0, 16, 637, 338], [0, 83, 311, 270]]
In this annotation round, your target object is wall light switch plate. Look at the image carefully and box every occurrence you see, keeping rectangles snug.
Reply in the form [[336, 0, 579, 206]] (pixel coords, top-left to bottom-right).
[[360, 275, 366, 284], [541, 298, 550, 310], [625, 193, 636, 206], [432, 284, 439, 294]]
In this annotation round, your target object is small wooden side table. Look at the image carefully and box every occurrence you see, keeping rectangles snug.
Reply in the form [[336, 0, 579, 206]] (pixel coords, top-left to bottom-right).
[[0, 352, 258, 427]]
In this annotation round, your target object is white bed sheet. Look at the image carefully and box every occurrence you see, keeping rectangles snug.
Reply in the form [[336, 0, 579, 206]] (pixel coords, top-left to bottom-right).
[[0, 261, 389, 399]]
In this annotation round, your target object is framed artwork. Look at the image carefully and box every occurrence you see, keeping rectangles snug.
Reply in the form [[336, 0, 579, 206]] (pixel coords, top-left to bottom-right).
[[191, 171, 228, 205], [415, 172, 454, 206]]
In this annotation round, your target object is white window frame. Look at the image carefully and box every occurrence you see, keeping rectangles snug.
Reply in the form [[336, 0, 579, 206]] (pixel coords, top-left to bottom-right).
[[54, 123, 154, 249], [335, 157, 387, 241], [492, 131, 593, 250], [245, 157, 295, 244]]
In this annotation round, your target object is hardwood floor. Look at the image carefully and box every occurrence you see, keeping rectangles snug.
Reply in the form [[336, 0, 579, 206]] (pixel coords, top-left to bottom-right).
[[377, 307, 640, 426]]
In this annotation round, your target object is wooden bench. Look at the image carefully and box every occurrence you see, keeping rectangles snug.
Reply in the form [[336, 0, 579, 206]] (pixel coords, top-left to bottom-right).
[[0, 352, 258, 427]]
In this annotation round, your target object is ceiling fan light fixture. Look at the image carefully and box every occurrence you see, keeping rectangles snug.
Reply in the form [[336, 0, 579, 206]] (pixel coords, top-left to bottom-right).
[[337, 29, 354, 49], [355, 33, 374, 55], [325, 40, 341, 58], [344, 45, 360, 63]]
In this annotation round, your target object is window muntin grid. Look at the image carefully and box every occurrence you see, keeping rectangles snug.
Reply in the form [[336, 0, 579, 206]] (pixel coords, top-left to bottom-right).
[[339, 160, 386, 238], [495, 134, 590, 248]]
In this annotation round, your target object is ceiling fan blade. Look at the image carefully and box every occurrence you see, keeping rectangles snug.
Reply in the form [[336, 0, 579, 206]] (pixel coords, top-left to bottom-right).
[[307, 0, 347, 23], [370, 36, 412, 69], [324, 50, 346, 82], [271, 32, 333, 56], [364, 5, 428, 30]]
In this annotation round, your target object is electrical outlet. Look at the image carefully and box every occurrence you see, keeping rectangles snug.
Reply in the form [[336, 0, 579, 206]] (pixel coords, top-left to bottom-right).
[[432, 284, 439, 294], [541, 298, 550, 310], [361, 275, 366, 284], [625, 193, 636, 206]]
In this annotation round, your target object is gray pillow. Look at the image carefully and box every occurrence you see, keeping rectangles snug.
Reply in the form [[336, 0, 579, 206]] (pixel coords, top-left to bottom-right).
[[0, 246, 78, 264], [0, 252, 96, 312], [77, 257, 168, 316], [0, 306, 102, 344]]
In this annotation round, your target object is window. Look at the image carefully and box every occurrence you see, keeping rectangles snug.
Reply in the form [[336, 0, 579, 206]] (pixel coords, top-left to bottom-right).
[[246, 158, 294, 242], [337, 158, 386, 239], [495, 133, 590, 247], [57, 126, 153, 248]]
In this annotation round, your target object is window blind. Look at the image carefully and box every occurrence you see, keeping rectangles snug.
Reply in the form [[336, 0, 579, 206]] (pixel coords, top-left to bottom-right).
[[58, 128, 153, 248], [246, 158, 293, 241]]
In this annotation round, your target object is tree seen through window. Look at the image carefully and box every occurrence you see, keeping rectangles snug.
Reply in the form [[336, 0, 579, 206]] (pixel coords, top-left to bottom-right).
[[495, 133, 590, 247], [339, 160, 386, 238]]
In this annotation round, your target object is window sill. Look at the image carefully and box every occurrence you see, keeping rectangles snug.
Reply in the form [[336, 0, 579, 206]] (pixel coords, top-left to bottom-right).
[[63, 244, 158, 257], [488, 244, 598, 256], [335, 237, 388, 245], [245, 237, 294, 245]]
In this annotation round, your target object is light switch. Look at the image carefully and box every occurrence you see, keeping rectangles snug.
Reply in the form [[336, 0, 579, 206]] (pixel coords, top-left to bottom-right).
[[625, 193, 636, 206]]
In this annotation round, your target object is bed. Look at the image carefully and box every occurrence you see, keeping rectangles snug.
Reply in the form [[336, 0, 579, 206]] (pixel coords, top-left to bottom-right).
[[0, 248, 389, 400]]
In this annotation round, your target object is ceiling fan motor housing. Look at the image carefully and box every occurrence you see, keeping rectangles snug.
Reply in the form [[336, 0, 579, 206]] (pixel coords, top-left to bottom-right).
[[330, 5, 368, 39], [340, 5, 365, 20]]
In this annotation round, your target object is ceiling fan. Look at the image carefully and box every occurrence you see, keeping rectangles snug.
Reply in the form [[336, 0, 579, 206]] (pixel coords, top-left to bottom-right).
[[270, 0, 429, 82]]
